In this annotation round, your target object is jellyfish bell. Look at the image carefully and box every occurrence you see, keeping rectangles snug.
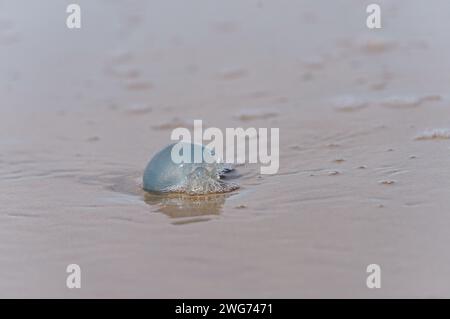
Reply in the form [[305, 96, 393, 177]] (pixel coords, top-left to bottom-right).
[[143, 142, 238, 195]]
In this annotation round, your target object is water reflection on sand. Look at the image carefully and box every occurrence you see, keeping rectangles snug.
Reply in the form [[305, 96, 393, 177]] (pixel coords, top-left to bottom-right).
[[143, 192, 228, 224]]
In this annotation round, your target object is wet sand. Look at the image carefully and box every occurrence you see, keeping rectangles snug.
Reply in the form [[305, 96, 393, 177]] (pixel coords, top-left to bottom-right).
[[1, 0, 450, 297]]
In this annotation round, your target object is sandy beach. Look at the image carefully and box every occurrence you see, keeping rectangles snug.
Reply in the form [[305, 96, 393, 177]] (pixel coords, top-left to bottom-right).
[[1, 0, 450, 297]]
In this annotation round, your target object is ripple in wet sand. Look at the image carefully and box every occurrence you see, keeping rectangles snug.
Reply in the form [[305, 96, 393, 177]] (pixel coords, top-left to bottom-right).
[[380, 94, 442, 109], [217, 67, 247, 80], [331, 95, 369, 112], [152, 117, 194, 130], [125, 103, 153, 115], [234, 108, 278, 121], [379, 180, 396, 185], [415, 129, 450, 140]]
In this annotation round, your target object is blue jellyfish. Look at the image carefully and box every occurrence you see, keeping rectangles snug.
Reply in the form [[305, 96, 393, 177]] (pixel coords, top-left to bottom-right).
[[143, 143, 238, 195]]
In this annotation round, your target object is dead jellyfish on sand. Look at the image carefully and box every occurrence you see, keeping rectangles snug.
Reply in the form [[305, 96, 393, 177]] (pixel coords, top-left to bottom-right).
[[143, 143, 239, 195]]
